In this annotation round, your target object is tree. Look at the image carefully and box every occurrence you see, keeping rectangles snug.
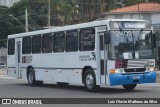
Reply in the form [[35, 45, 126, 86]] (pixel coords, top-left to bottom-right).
[[122, 0, 146, 6], [50, 0, 76, 26], [0, 0, 48, 47], [77, 0, 102, 22], [0, 6, 15, 47], [148, 0, 160, 3]]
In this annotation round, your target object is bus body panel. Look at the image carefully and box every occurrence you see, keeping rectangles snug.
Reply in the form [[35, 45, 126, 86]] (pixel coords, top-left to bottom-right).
[[7, 55, 16, 78], [109, 72, 156, 86]]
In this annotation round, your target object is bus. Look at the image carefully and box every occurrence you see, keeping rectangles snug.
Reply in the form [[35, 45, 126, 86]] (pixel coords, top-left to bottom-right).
[[7, 19, 156, 91]]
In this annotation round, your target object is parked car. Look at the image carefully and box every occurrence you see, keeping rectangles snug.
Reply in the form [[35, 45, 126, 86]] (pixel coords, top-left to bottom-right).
[[0, 62, 6, 68]]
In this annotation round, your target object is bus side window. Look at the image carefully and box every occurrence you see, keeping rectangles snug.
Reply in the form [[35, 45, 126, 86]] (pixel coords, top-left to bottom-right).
[[22, 36, 31, 54], [66, 30, 78, 52], [79, 28, 95, 51], [32, 35, 41, 54], [8, 39, 15, 55], [53, 32, 65, 52], [42, 33, 52, 53]]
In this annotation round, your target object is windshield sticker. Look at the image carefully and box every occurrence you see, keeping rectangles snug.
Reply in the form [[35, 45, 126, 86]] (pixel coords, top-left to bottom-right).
[[123, 52, 133, 59]]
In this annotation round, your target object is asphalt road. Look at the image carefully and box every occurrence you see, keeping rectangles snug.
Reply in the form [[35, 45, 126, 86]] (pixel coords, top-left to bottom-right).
[[0, 69, 160, 107]]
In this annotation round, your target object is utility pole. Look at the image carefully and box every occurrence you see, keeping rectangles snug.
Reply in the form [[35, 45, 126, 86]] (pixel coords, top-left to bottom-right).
[[81, 0, 84, 22], [25, 8, 28, 32], [138, 3, 140, 19], [48, 0, 51, 28]]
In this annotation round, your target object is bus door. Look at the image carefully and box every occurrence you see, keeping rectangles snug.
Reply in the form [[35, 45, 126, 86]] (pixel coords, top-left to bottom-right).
[[99, 32, 108, 84], [15, 38, 22, 79]]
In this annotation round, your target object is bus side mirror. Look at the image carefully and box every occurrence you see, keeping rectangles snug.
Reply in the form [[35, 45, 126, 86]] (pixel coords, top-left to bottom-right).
[[104, 32, 110, 44]]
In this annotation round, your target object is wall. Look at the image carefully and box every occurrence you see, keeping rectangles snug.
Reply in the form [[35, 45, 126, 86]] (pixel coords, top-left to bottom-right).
[[0, 48, 7, 64]]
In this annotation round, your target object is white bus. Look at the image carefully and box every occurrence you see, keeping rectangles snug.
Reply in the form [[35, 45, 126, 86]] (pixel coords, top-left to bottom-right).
[[7, 19, 156, 91]]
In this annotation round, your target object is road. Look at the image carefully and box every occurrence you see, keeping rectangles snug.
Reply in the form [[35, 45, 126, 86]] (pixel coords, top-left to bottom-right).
[[0, 69, 160, 107]]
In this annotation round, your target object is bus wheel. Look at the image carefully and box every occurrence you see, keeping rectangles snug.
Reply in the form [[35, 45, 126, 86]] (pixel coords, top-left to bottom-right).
[[122, 84, 137, 90], [57, 82, 69, 85], [84, 69, 99, 92], [27, 68, 43, 86]]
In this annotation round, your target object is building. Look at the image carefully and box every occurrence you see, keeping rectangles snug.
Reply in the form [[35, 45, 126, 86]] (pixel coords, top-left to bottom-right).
[[0, 0, 20, 7], [101, 2, 160, 57]]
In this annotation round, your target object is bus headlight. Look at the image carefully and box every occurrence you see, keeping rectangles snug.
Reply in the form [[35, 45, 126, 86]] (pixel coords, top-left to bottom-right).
[[147, 67, 155, 71], [110, 69, 125, 74]]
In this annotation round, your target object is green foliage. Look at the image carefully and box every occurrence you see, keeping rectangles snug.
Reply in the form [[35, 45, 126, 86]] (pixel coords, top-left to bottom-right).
[[0, 0, 160, 47], [0, 0, 77, 47], [148, 0, 160, 2], [105, 0, 160, 11], [123, 0, 147, 6]]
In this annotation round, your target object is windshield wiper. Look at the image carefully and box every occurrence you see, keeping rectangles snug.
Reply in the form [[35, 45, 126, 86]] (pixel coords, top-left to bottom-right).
[[117, 21, 123, 31]]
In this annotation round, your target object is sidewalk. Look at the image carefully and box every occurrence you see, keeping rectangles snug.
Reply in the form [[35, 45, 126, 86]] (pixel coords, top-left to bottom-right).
[[0, 69, 7, 77], [0, 69, 15, 79]]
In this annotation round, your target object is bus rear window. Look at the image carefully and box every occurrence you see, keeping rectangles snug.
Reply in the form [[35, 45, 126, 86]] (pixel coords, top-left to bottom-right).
[[8, 39, 15, 55]]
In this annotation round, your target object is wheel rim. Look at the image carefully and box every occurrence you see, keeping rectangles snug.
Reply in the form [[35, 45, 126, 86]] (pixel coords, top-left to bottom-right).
[[28, 71, 34, 84], [85, 74, 93, 89]]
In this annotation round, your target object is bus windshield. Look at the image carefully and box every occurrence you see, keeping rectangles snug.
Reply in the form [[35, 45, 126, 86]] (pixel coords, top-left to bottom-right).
[[109, 30, 154, 59]]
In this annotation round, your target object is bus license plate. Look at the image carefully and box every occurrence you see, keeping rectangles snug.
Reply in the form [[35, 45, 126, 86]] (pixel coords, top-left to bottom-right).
[[132, 76, 140, 80]]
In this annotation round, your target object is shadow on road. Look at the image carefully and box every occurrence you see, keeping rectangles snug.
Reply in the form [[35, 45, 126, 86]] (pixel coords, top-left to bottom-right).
[[15, 83, 149, 94]]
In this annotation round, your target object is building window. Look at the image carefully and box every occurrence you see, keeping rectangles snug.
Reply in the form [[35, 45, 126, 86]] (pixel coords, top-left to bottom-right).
[[22, 36, 31, 54], [53, 32, 65, 52], [66, 30, 78, 52], [115, 14, 123, 19], [42, 33, 52, 53], [130, 14, 133, 19], [143, 14, 151, 23], [32, 35, 41, 54], [79, 28, 95, 51], [8, 39, 15, 55]]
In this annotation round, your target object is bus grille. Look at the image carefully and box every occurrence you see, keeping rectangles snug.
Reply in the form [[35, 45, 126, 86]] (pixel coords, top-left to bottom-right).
[[124, 68, 146, 73]]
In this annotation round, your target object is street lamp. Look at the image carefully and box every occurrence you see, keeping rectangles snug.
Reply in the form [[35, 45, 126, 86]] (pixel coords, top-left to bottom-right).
[[9, 14, 28, 32], [9, 15, 25, 28]]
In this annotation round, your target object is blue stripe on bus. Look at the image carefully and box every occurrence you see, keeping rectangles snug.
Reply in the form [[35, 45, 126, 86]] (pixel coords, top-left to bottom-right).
[[109, 72, 156, 86]]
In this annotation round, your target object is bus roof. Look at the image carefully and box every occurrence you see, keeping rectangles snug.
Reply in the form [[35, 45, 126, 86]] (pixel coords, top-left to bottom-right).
[[8, 19, 147, 39]]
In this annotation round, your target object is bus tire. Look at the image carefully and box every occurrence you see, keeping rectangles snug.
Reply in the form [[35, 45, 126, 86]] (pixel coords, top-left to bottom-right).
[[122, 84, 137, 90], [57, 82, 69, 85], [84, 69, 99, 92], [27, 68, 43, 86]]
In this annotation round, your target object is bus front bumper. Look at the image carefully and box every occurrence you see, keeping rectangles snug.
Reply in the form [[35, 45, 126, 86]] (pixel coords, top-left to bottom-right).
[[109, 72, 156, 86]]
